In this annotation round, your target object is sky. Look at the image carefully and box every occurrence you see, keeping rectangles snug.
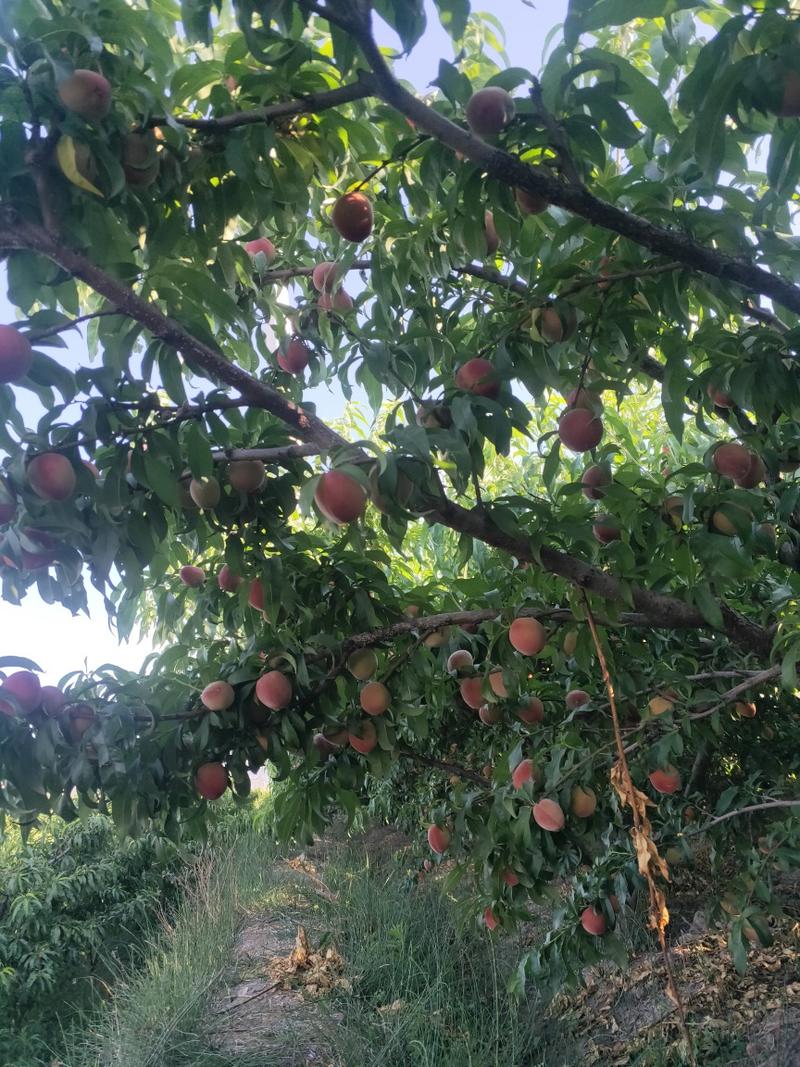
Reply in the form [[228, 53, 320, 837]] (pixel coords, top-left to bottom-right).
[[0, 0, 568, 685]]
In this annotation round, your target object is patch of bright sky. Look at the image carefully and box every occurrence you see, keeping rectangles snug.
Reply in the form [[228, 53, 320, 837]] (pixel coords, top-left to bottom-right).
[[0, 0, 567, 684]]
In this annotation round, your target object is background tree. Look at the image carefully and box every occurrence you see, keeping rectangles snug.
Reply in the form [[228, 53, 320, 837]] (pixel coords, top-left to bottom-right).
[[1, 0, 799, 993]]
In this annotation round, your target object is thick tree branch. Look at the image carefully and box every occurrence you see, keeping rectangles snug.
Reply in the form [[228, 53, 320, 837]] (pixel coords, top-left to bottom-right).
[[398, 747, 486, 787], [149, 77, 376, 133], [348, 13, 800, 319]]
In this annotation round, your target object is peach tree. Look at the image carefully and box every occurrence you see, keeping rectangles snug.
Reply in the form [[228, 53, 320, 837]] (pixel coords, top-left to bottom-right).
[[1, 0, 800, 992]]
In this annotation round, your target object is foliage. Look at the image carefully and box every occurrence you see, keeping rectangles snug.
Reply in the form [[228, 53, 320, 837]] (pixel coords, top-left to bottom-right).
[[1, 0, 800, 993], [0, 814, 186, 1065]]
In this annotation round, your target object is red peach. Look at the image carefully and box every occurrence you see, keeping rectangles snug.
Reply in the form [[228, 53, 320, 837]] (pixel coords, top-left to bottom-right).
[[201, 680, 235, 711], [195, 762, 228, 800], [455, 358, 500, 399], [427, 824, 450, 853], [509, 617, 546, 656], [255, 670, 292, 710], [314, 471, 366, 524], [331, 191, 373, 242], [27, 454, 76, 501], [532, 798, 565, 832], [0, 325, 34, 384]]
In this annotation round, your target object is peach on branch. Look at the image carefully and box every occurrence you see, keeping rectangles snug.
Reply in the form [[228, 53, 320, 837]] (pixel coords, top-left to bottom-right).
[[508, 617, 546, 656], [349, 718, 378, 754], [712, 442, 752, 481], [40, 685, 66, 715], [248, 577, 265, 612], [566, 387, 602, 411], [228, 459, 265, 493], [416, 402, 452, 429], [122, 131, 158, 186], [648, 766, 681, 794], [244, 237, 276, 263], [649, 690, 677, 716], [512, 758, 536, 791], [735, 700, 757, 718], [277, 337, 311, 375], [735, 453, 766, 489], [65, 703, 95, 741], [347, 649, 377, 680], [570, 785, 597, 818], [465, 86, 515, 136], [58, 69, 112, 122], [592, 515, 621, 544], [427, 824, 450, 854], [501, 869, 519, 887], [711, 503, 752, 536], [0, 325, 33, 383], [360, 680, 390, 716], [566, 689, 590, 710], [563, 630, 578, 657], [189, 476, 220, 509], [18, 529, 59, 570], [581, 463, 611, 500], [201, 681, 235, 711], [179, 565, 205, 587], [332, 191, 373, 242], [255, 670, 292, 710], [515, 187, 548, 216], [423, 627, 450, 648], [454, 358, 500, 399], [515, 696, 544, 724], [314, 470, 367, 524], [488, 670, 508, 698], [532, 798, 565, 832], [312, 261, 340, 292], [217, 564, 242, 592], [483, 907, 499, 931], [195, 762, 228, 800], [312, 732, 338, 757], [27, 453, 76, 501], [460, 676, 484, 710], [0, 671, 41, 715], [707, 382, 732, 408], [558, 408, 603, 452], [318, 289, 354, 313], [478, 703, 502, 725], [446, 649, 474, 673], [580, 906, 606, 936]]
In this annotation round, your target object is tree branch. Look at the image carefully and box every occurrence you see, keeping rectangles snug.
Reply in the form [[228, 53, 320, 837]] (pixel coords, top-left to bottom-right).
[[398, 747, 486, 787], [28, 309, 124, 342], [681, 798, 800, 839], [347, 12, 800, 319], [149, 77, 376, 133]]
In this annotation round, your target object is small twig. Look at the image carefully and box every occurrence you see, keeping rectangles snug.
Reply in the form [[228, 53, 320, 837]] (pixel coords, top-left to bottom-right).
[[398, 747, 486, 787], [571, 289, 609, 404], [352, 133, 429, 192], [680, 799, 800, 839], [528, 78, 582, 186], [28, 309, 123, 341], [688, 664, 781, 721], [213, 980, 281, 1015]]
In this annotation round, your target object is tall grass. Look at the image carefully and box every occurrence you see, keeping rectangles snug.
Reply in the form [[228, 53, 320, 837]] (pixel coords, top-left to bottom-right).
[[63, 828, 279, 1067]]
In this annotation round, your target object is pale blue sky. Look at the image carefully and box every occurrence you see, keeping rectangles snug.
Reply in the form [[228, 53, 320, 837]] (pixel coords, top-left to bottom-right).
[[0, 0, 567, 685]]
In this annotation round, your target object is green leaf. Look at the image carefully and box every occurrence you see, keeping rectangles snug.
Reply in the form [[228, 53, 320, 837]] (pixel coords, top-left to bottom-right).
[[433, 0, 469, 40], [694, 582, 723, 630]]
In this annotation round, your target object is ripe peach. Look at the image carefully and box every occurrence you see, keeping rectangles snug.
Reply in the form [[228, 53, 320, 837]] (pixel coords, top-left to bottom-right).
[[479, 703, 502, 725], [332, 191, 373, 242], [255, 670, 291, 710], [40, 685, 66, 715], [27, 453, 76, 501], [484, 209, 499, 255], [18, 528, 59, 570], [244, 237, 276, 263], [424, 627, 449, 648], [447, 649, 474, 673], [312, 732, 338, 757], [58, 70, 112, 122], [248, 578, 265, 612], [512, 758, 536, 791], [532, 798, 565, 832], [349, 718, 377, 754], [515, 187, 548, 215], [189, 476, 220, 509], [648, 766, 681, 794], [501, 869, 519, 887], [663, 495, 685, 527], [0, 325, 33, 383], [592, 515, 621, 544], [0, 670, 41, 715], [735, 700, 757, 718], [465, 86, 515, 136], [347, 649, 377, 680], [488, 670, 508, 698], [735, 453, 766, 489], [649, 690, 677, 716], [571, 785, 597, 818], [228, 459, 265, 493], [195, 761, 228, 800], [581, 463, 611, 500], [315, 470, 366, 524], [318, 288, 353, 312], [179, 565, 205, 587], [707, 383, 732, 408], [515, 696, 544, 724], [404, 604, 421, 618], [427, 824, 450, 853], [509, 617, 546, 656], [538, 306, 564, 343], [65, 703, 95, 741], [360, 680, 390, 716], [558, 408, 603, 452], [712, 504, 752, 536], [455, 358, 500, 398], [460, 676, 484, 710], [277, 337, 311, 375], [312, 261, 340, 292], [566, 689, 590, 710], [483, 906, 499, 930], [712, 442, 752, 481], [217, 564, 242, 592], [416, 402, 452, 429], [122, 131, 158, 186], [580, 906, 606, 936], [201, 680, 235, 711]]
